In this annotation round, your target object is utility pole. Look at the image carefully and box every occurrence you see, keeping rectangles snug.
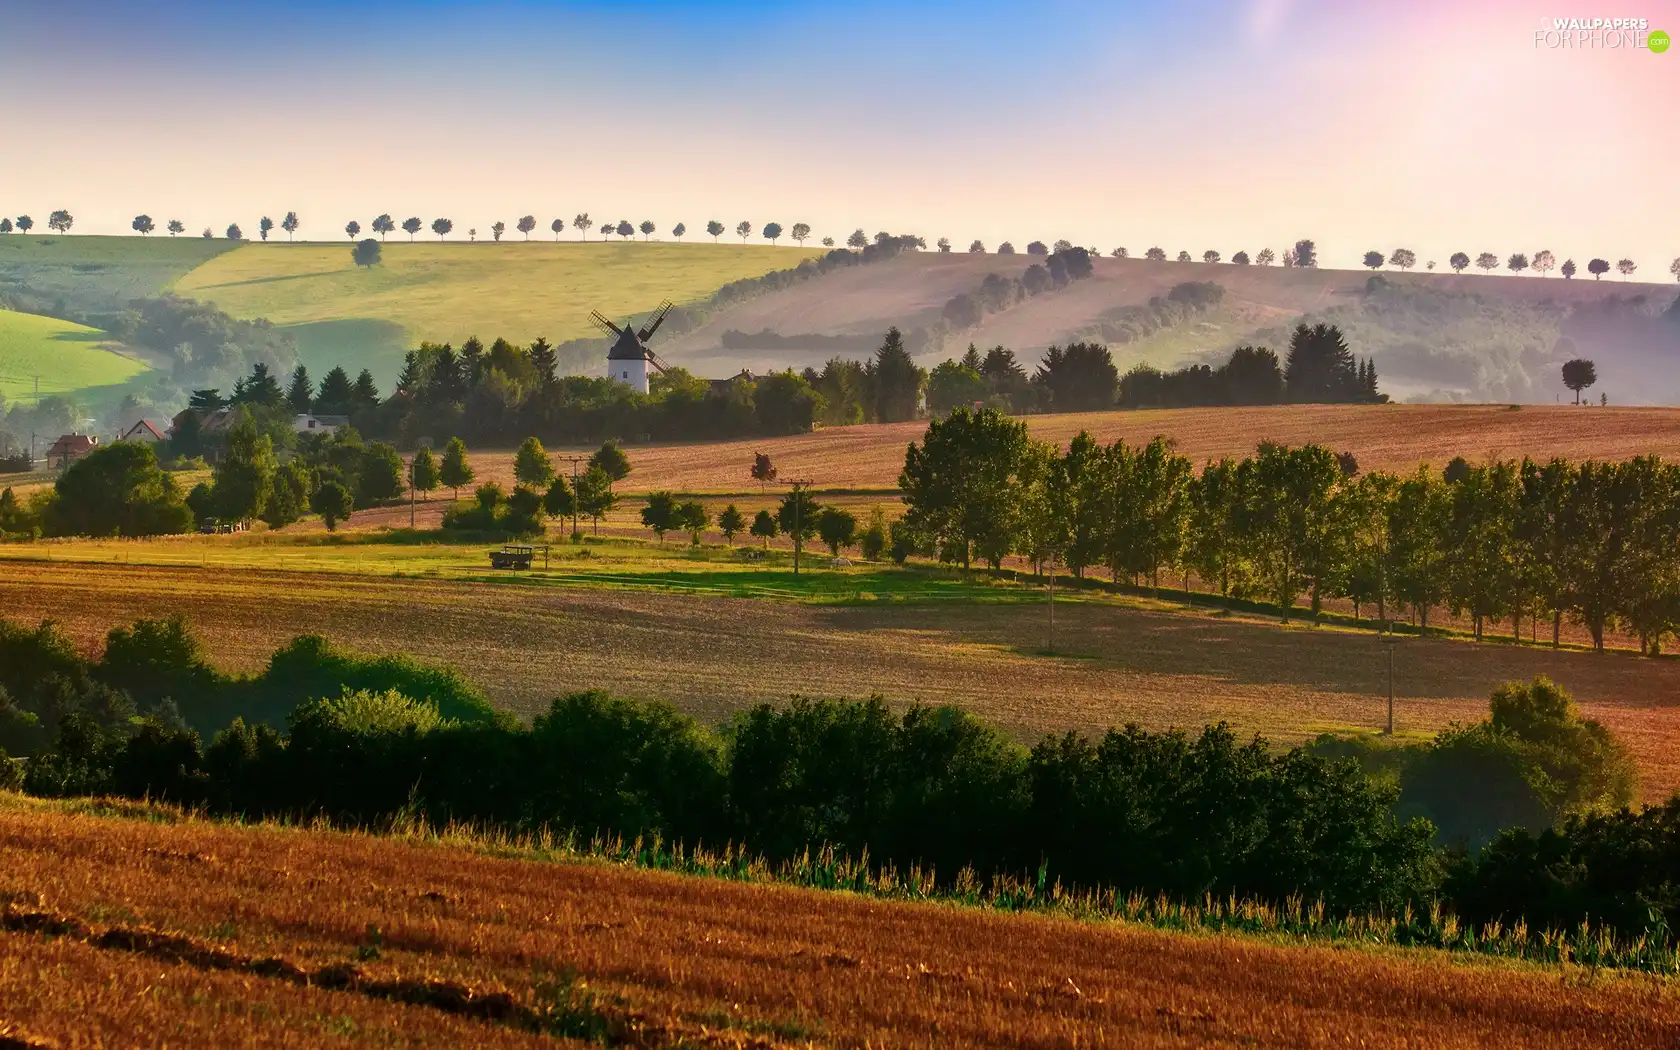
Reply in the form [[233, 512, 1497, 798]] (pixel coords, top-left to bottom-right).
[[786, 478, 813, 575], [408, 454, 416, 529], [563, 454, 586, 540]]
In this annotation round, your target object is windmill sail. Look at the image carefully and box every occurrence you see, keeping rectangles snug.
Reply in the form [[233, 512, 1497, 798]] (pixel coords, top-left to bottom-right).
[[588, 310, 623, 338], [637, 300, 675, 342]]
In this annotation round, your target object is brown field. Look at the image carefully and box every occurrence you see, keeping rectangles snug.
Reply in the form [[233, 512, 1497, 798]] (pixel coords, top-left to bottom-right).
[[429, 404, 1680, 495], [3, 796, 1677, 1049], [7, 560, 1680, 800]]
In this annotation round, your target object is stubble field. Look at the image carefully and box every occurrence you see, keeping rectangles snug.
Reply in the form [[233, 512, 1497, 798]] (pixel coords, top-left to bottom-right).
[[3, 796, 1676, 1049], [405, 403, 1680, 497], [6, 560, 1680, 800]]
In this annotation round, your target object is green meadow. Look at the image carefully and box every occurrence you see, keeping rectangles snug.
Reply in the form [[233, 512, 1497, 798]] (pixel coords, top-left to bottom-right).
[[0, 308, 149, 401]]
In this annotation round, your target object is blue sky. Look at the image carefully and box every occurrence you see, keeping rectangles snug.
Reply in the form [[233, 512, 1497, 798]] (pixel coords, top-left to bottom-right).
[[4, 0, 1676, 270]]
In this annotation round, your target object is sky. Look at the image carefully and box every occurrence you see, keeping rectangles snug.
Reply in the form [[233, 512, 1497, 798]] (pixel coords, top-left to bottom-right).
[[3, 0, 1676, 271]]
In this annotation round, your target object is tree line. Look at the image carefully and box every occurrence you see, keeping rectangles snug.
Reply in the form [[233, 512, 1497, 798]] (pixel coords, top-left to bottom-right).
[[922, 321, 1381, 415], [0, 614, 1666, 956], [898, 408, 1680, 653]]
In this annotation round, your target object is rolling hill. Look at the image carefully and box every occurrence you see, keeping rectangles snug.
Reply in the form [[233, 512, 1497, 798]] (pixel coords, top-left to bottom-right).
[[0, 308, 149, 402], [171, 241, 824, 381], [656, 254, 1680, 405], [0, 233, 233, 314]]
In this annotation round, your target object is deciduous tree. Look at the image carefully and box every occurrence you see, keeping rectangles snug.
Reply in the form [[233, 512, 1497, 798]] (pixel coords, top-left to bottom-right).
[[1450, 252, 1470, 273], [1561, 358, 1597, 404], [132, 215, 155, 235], [439, 437, 474, 499], [402, 217, 422, 240], [281, 211, 299, 240], [514, 436, 554, 487], [372, 214, 395, 239]]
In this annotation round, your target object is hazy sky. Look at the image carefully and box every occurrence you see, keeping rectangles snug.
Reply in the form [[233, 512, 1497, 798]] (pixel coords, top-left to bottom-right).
[[5, 0, 1675, 271]]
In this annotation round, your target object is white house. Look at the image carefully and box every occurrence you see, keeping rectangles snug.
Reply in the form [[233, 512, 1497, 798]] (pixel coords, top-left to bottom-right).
[[293, 413, 350, 436], [606, 327, 651, 394]]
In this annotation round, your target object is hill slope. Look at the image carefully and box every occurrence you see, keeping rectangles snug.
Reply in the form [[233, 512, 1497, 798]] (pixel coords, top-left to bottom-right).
[[657, 254, 1680, 404], [172, 241, 823, 381], [0, 308, 148, 401], [0, 233, 233, 315], [3, 797, 1674, 1048]]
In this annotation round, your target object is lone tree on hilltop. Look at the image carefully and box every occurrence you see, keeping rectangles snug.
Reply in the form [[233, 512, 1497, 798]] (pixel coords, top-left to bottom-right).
[[672, 222, 686, 241], [259, 216, 274, 241], [792, 223, 811, 245], [1561, 258, 1577, 279], [491, 221, 505, 242], [1476, 252, 1498, 273], [352, 238, 381, 268], [281, 211, 299, 240], [1617, 258, 1636, 280], [48, 210, 73, 234], [1390, 248, 1416, 271], [402, 216, 422, 241], [551, 218, 564, 240], [132, 215, 155, 235], [573, 213, 591, 240], [1508, 253, 1529, 274], [847, 228, 868, 250], [706, 220, 724, 242], [750, 451, 777, 490], [517, 215, 536, 240], [736, 220, 752, 243], [167, 219, 185, 236], [1562, 358, 1597, 404], [432, 217, 452, 240], [372, 214, 395, 239], [640, 220, 656, 240], [15, 215, 33, 234], [1292, 239, 1317, 267], [1363, 250, 1384, 270], [1588, 258, 1610, 280], [1255, 247, 1275, 266], [1449, 251, 1470, 272], [345, 219, 361, 239], [226, 223, 243, 240], [763, 222, 783, 244], [1533, 249, 1556, 276]]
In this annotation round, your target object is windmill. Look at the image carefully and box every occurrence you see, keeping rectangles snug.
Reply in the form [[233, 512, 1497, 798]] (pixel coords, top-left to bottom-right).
[[592, 300, 674, 394]]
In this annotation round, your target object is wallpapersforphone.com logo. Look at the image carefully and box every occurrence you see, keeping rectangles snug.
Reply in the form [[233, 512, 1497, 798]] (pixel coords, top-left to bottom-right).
[[1533, 17, 1669, 51]]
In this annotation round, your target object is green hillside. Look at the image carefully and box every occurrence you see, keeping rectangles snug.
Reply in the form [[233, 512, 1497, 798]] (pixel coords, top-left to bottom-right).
[[0, 308, 149, 401], [0, 234, 235, 315], [172, 241, 823, 381]]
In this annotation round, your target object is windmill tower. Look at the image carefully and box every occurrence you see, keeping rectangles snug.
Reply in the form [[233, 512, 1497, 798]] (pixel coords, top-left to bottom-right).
[[593, 301, 674, 394]]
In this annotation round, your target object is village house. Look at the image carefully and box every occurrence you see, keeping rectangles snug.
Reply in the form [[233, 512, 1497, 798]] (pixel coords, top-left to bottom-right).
[[44, 434, 98, 471], [293, 413, 350, 437], [120, 420, 169, 445]]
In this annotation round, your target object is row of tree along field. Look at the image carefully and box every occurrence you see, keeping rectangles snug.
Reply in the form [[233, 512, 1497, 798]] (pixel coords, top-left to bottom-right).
[[0, 613, 1662, 968], [898, 409, 1680, 654], [13, 213, 1677, 281]]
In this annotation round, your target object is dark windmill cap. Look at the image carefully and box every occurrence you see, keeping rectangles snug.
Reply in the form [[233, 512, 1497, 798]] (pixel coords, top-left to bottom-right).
[[607, 326, 646, 360]]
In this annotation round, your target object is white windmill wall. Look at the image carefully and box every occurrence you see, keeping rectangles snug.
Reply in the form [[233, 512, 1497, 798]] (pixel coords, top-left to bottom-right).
[[608, 356, 650, 394]]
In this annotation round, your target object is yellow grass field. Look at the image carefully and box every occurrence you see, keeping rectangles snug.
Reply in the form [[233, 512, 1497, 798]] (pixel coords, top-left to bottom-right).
[[171, 241, 822, 379], [6, 560, 1680, 800], [3, 796, 1676, 1049]]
